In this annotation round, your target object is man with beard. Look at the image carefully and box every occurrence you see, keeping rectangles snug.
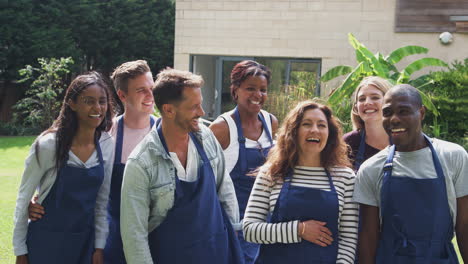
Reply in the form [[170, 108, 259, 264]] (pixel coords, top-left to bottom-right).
[[120, 69, 243, 264], [353, 84, 468, 263]]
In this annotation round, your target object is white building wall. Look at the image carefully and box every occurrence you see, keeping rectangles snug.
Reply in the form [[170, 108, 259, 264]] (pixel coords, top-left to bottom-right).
[[174, 0, 468, 95]]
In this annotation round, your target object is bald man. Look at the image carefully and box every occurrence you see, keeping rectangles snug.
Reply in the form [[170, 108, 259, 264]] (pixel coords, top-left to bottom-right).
[[353, 84, 468, 263]]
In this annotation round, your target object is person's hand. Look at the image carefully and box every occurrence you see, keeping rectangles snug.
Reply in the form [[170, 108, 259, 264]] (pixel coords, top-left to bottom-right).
[[298, 220, 333, 247], [28, 196, 44, 221], [92, 248, 104, 264], [16, 255, 28, 264]]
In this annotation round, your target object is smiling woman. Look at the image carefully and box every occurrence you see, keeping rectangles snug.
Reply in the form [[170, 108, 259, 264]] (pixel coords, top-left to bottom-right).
[[12, 72, 115, 264], [209, 60, 278, 264], [243, 100, 358, 264], [343, 76, 392, 172]]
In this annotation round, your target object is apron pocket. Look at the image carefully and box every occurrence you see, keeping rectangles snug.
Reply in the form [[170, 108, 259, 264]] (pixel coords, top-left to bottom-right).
[[27, 227, 91, 264]]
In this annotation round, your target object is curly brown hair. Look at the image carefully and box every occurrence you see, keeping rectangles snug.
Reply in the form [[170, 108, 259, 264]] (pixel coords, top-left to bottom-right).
[[265, 100, 350, 182]]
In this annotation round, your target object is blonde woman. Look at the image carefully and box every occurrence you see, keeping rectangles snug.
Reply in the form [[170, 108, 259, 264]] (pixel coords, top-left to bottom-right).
[[343, 76, 392, 171]]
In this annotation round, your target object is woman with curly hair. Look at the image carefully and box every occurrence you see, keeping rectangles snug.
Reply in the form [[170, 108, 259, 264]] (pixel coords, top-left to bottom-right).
[[243, 100, 358, 264], [13, 72, 115, 264]]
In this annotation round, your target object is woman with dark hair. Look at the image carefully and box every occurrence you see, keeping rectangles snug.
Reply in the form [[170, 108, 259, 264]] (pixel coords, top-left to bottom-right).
[[210, 60, 278, 264], [13, 72, 115, 264], [343, 76, 392, 171], [243, 100, 358, 264]]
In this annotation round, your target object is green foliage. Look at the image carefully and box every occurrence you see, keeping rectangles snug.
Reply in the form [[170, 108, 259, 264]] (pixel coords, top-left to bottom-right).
[[0, 0, 175, 81], [323, 33, 448, 117], [13, 57, 74, 132], [264, 71, 317, 122], [419, 59, 468, 149]]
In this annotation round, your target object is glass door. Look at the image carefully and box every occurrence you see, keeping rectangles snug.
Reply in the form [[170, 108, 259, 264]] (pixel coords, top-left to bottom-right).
[[214, 56, 253, 117]]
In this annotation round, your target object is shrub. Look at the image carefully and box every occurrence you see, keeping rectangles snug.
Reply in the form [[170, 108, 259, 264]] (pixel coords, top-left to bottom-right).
[[420, 59, 468, 149], [12, 57, 74, 132]]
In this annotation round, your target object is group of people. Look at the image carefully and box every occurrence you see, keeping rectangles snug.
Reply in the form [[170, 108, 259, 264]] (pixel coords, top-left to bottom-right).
[[12, 59, 468, 264]]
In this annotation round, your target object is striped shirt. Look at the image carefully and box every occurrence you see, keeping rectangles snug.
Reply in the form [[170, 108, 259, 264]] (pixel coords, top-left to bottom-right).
[[243, 166, 358, 264]]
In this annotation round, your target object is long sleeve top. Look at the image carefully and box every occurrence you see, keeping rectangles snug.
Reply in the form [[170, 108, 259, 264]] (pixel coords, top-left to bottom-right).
[[13, 131, 114, 256], [120, 124, 240, 264], [243, 166, 358, 264]]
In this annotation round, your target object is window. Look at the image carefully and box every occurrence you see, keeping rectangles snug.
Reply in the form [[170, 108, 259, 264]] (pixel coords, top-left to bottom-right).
[[190, 55, 321, 120]]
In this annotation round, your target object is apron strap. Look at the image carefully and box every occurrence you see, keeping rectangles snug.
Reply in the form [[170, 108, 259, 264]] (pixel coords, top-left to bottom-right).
[[325, 169, 337, 194], [354, 130, 366, 171], [114, 115, 125, 164], [189, 132, 211, 165], [156, 118, 170, 155], [380, 144, 396, 221], [233, 107, 273, 174]]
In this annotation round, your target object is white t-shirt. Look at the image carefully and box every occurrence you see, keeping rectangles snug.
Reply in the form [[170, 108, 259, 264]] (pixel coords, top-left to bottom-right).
[[218, 109, 274, 173], [353, 138, 468, 225]]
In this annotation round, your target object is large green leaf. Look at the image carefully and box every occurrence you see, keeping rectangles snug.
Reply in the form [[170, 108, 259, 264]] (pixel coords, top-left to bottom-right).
[[386, 46, 428, 65], [321, 66, 353, 82], [418, 88, 440, 116], [348, 33, 387, 77], [397, 58, 448, 83], [328, 62, 364, 105]]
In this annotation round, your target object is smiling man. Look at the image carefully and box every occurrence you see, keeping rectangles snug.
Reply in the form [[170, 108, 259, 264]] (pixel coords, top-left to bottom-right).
[[120, 69, 243, 264], [104, 60, 156, 263], [353, 84, 468, 264]]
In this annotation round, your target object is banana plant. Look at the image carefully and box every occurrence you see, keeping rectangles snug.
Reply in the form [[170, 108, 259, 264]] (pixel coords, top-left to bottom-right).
[[323, 33, 448, 116]]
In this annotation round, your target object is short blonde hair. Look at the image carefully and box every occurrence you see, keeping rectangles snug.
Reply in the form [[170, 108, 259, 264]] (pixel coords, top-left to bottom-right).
[[351, 76, 392, 130]]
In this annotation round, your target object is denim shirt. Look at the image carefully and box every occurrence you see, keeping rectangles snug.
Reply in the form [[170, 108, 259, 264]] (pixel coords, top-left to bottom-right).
[[120, 123, 240, 264]]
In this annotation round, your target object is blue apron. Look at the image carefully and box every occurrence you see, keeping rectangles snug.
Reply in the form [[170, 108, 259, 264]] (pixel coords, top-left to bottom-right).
[[104, 115, 154, 264], [27, 136, 105, 264], [255, 169, 339, 264], [230, 108, 273, 264], [377, 135, 458, 264], [148, 120, 244, 264], [354, 130, 366, 172]]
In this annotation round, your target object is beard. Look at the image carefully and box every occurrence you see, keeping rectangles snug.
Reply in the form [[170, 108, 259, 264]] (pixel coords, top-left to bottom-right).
[[175, 115, 200, 133]]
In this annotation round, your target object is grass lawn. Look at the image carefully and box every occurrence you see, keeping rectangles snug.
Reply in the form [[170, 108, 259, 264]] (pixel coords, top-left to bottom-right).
[[0, 136, 465, 263], [0, 136, 35, 264]]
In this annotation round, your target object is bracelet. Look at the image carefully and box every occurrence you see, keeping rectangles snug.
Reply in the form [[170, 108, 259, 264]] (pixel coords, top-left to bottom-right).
[[300, 222, 306, 236]]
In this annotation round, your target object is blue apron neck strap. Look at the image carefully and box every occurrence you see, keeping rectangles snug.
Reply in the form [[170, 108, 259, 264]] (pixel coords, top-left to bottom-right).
[[189, 132, 211, 165], [95, 133, 104, 165], [424, 134, 445, 180], [380, 144, 396, 216], [150, 115, 155, 128], [258, 111, 273, 144], [233, 107, 245, 144], [354, 129, 366, 171], [325, 169, 337, 194], [114, 115, 125, 164], [156, 118, 170, 155]]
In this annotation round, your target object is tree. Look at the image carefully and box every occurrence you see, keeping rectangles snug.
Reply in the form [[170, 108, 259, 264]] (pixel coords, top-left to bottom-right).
[[13, 57, 74, 132], [322, 33, 448, 116]]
